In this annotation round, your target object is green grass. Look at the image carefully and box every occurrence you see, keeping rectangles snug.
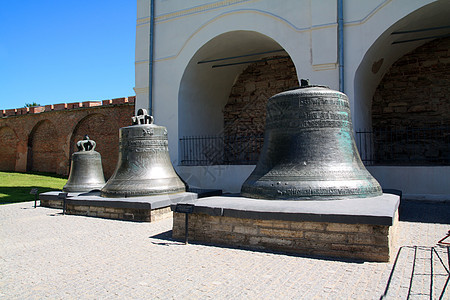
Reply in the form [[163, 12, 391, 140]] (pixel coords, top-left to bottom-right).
[[0, 171, 67, 205]]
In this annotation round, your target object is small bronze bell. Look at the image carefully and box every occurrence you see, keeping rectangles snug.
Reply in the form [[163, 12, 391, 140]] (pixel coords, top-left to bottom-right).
[[101, 109, 186, 198], [63, 135, 106, 192], [241, 83, 382, 200]]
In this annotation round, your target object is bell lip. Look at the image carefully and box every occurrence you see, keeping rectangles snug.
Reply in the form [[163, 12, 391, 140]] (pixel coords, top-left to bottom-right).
[[240, 189, 383, 201], [100, 187, 186, 198], [62, 184, 106, 193], [240, 177, 383, 201]]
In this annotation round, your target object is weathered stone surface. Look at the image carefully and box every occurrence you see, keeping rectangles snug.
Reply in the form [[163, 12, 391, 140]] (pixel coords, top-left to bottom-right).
[[223, 56, 299, 161], [172, 212, 398, 262], [171, 193, 399, 262], [39, 191, 196, 222], [372, 37, 450, 164]]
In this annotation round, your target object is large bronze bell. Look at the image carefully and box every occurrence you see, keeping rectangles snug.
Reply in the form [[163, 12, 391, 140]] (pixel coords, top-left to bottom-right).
[[101, 109, 186, 198], [241, 83, 382, 200], [63, 135, 106, 192]]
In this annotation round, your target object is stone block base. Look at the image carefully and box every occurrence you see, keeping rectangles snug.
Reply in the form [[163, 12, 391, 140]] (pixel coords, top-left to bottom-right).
[[173, 212, 398, 262], [68, 204, 172, 222], [171, 193, 400, 262], [39, 191, 79, 208], [40, 191, 197, 222]]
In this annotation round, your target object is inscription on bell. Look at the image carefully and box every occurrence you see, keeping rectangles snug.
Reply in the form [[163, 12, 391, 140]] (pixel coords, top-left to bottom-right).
[[101, 109, 186, 198], [142, 129, 154, 136], [241, 85, 382, 200]]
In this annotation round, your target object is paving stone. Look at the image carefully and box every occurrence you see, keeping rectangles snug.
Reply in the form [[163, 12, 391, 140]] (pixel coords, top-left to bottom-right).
[[0, 201, 448, 299]]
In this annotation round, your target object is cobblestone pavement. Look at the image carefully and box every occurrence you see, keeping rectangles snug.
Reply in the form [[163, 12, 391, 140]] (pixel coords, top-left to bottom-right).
[[0, 201, 448, 299]]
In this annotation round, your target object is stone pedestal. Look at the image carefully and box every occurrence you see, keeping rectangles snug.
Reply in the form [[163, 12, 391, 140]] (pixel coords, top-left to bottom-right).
[[40, 191, 197, 222], [172, 192, 400, 262]]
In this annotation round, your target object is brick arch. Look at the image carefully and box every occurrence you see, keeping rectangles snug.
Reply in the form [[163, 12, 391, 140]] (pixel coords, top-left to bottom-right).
[[371, 37, 450, 165], [27, 120, 59, 173], [223, 56, 299, 162], [0, 126, 18, 171], [372, 37, 450, 128], [69, 113, 118, 179]]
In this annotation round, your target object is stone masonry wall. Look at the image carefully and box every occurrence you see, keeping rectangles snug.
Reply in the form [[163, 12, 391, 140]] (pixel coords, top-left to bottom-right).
[[0, 97, 135, 178], [372, 37, 450, 164], [223, 56, 299, 163], [173, 212, 398, 262], [373, 37, 450, 127]]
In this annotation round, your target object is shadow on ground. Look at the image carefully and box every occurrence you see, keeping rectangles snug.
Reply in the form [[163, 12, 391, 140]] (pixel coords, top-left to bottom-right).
[[399, 200, 450, 224], [149, 230, 367, 263], [0, 186, 55, 205]]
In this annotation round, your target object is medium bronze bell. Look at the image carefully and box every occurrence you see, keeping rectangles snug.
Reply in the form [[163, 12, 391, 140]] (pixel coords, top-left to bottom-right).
[[101, 109, 186, 198], [63, 135, 106, 192], [241, 83, 382, 200]]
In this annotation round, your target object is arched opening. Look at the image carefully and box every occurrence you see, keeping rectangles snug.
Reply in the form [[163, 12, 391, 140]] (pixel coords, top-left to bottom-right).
[[27, 120, 59, 173], [70, 113, 117, 179], [354, 1, 450, 165], [0, 126, 18, 171], [178, 30, 298, 166], [372, 37, 450, 165]]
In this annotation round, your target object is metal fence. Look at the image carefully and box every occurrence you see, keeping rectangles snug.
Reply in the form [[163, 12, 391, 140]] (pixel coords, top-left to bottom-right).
[[180, 126, 449, 166], [179, 135, 263, 166], [355, 126, 450, 165]]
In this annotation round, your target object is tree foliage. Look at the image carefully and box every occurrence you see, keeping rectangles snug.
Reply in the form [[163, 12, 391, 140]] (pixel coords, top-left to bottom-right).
[[25, 102, 41, 107]]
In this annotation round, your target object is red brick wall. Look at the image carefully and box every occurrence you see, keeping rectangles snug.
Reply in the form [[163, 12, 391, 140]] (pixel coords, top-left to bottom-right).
[[28, 120, 59, 173], [0, 126, 17, 171], [0, 97, 135, 178], [69, 113, 123, 179], [223, 56, 299, 162]]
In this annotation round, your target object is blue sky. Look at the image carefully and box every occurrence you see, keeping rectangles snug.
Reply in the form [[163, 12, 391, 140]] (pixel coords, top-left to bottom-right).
[[0, 1, 136, 110]]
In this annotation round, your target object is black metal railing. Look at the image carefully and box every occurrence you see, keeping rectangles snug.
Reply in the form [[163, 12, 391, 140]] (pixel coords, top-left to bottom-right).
[[180, 127, 449, 166], [179, 135, 264, 166], [356, 126, 450, 165]]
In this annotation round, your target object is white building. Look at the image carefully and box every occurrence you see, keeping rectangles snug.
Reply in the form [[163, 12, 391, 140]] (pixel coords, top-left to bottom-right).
[[134, 0, 450, 200]]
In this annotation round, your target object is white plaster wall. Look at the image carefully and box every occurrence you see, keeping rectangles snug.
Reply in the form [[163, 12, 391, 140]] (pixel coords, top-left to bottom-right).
[[367, 166, 450, 201], [136, 0, 347, 163], [134, 0, 448, 200], [343, 0, 437, 130], [178, 165, 255, 193], [136, 0, 444, 147]]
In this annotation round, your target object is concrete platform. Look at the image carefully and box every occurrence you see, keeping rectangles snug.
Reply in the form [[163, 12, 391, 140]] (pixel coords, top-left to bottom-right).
[[171, 192, 400, 262], [40, 188, 219, 209], [172, 192, 400, 225], [40, 190, 197, 222]]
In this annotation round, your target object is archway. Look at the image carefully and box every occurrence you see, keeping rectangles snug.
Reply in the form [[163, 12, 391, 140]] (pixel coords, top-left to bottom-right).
[[27, 120, 59, 173], [69, 113, 117, 179], [0, 126, 18, 171], [353, 1, 450, 165], [371, 37, 450, 165], [178, 30, 299, 165], [354, 1, 450, 132]]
